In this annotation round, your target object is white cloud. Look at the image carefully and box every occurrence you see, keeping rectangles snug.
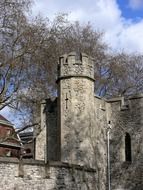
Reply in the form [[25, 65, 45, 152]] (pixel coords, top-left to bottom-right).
[[32, 0, 143, 53], [129, 0, 143, 10]]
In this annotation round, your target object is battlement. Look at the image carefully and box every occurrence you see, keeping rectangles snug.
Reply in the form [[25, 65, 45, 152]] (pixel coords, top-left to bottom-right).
[[59, 52, 93, 65], [58, 52, 95, 81]]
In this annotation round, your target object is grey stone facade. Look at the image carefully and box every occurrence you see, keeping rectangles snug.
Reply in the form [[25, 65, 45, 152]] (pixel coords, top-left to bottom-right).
[[107, 96, 143, 190], [35, 99, 60, 161], [35, 52, 143, 190], [0, 157, 96, 190]]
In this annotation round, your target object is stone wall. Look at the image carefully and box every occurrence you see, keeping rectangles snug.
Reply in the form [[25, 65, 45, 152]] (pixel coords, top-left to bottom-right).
[[36, 52, 108, 190], [107, 95, 143, 190], [35, 99, 60, 161], [111, 162, 143, 190], [35, 51, 143, 190], [46, 98, 60, 161], [93, 96, 108, 190], [0, 157, 97, 190], [108, 96, 143, 163], [35, 100, 47, 160]]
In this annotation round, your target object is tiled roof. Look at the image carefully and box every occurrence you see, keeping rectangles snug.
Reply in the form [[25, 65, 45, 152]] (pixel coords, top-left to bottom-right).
[[0, 114, 13, 127], [0, 114, 9, 122], [0, 142, 21, 148]]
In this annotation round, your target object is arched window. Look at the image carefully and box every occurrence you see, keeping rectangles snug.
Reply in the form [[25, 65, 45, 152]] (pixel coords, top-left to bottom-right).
[[125, 133, 132, 162]]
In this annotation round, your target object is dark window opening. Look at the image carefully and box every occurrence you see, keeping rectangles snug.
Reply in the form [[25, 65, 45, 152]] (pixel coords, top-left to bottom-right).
[[25, 148, 31, 154], [125, 133, 132, 162]]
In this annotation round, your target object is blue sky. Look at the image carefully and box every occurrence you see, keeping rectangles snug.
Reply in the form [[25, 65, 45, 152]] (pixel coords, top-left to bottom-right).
[[117, 0, 143, 20], [1, 0, 143, 125]]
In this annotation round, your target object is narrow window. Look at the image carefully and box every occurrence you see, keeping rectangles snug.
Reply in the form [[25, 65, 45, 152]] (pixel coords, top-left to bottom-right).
[[125, 133, 132, 162], [25, 148, 31, 154]]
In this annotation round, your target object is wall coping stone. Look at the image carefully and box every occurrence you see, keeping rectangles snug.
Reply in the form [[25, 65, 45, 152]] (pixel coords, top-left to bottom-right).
[[0, 157, 96, 173], [57, 75, 95, 82], [96, 94, 143, 103]]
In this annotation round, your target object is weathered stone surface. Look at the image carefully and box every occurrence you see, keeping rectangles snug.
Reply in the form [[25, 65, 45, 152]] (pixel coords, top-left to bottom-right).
[[107, 96, 143, 190], [36, 52, 143, 190], [0, 158, 96, 190], [35, 100, 47, 160], [35, 99, 60, 161], [57, 52, 107, 190], [58, 53, 95, 164]]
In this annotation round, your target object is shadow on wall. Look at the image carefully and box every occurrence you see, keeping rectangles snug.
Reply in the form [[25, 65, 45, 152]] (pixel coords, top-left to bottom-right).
[[60, 110, 106, 190], [55, 167, 96, 190]]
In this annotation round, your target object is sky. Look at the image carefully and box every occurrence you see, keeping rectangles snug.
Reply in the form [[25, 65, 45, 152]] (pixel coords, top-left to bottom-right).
[[1, 0, 143, 124], [32, 0, 143, 53]]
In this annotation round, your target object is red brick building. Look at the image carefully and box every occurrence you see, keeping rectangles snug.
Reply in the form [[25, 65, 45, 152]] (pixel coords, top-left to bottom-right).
[[0, 114, 21, 157]]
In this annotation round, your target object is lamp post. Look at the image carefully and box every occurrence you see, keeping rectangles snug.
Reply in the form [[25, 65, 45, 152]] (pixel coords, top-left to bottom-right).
[[107, 121, 112, 190]]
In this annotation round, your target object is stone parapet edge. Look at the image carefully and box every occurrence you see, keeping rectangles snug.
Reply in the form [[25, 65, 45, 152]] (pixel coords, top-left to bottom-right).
[[57, 75, 95, 82], [94, 94, 143, 103], [0, 157, 96, 173]]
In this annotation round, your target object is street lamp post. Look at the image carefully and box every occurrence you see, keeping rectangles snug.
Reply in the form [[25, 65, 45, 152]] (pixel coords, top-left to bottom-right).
[[107, 121, 112, 190]]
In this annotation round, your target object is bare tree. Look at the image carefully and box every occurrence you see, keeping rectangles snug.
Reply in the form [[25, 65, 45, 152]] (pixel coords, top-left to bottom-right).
[[13, 15, 108, 125], [1, 3, 143, 129], [96, 53, 143, 97], [0, 0, 32, 109]]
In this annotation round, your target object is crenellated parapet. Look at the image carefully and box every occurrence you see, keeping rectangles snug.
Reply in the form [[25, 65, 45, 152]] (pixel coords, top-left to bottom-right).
[[58, 52, 95, 81]]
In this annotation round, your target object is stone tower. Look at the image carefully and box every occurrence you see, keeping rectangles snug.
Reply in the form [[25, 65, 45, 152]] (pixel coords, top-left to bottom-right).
[[35, 51, 143, 190], [57, 52, 96, 166]]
